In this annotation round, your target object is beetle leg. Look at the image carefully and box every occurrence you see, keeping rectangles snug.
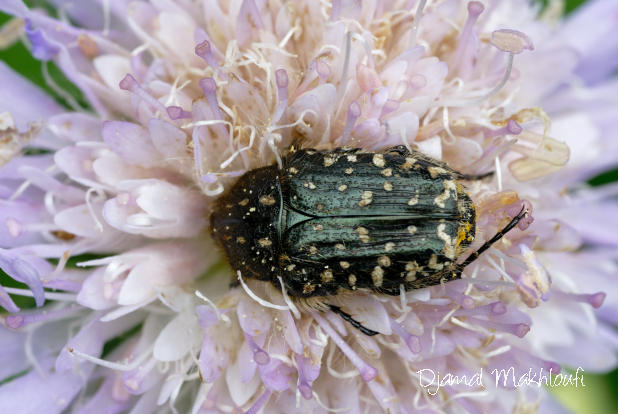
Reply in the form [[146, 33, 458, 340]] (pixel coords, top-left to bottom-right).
[[328, 305, 379, 336], [455, 171, 494, 181], [387, 145, 410, 156], [458, 206, 528, 270]]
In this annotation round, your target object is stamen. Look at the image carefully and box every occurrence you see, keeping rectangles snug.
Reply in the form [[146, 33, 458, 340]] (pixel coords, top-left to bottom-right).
[[491, 29, 534, 54], [484, 119, 523, 137], [311, 390, 351, 413], [325, 341, 359, 379], [449, 2, 484, 77], [331, 0, 342, 21], [553, 290, 606, 308], [456, 301, 507, 317], [42, 62, 84, 112], [340, 101, 361, 145], [0, 286, 20, 313], [68, 344, 154, 371], [380, 99, 399, 119], [389, 318, 421, 353], [198, 78, 227, 139], [195, 40, 220, 70], [273, 69, 289, 123], [313, 312, 378, 382], [336, 31, 353, 109], [244, 333, 270, 365], [316, 59, 331, 81], [295, 354, 314, 399], [166, 106, 192, 120], [5, 305, 81, 329], [245, 390, 271, 414], [119, 74, 167, 115], [237, 271, 289, 311], [485, 344, 511, 358], [410, 0, 428, 46], [85, 188, 105, 232], [123, 357, 156, 393], [277, 276, 300, 319], [3, 287, 75, 302], [468, 317, 530, 338], [195, 290, 230, 323]]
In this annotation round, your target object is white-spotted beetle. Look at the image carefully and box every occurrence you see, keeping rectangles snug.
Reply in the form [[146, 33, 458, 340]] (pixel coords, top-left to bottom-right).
[[210, 146, 528, 335]]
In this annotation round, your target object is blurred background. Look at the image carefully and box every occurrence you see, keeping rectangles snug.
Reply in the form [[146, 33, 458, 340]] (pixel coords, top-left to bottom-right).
[[0, 0, 616, 412]]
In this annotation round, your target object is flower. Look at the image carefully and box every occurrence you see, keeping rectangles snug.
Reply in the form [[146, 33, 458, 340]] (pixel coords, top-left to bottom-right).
[[0, 0, 617, 413]]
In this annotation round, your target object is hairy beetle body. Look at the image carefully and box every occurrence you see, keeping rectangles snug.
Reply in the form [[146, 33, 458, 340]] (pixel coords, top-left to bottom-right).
[[211, 146, 479, 298]]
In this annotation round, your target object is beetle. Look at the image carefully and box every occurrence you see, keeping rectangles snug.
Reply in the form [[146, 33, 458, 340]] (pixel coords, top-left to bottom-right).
[[210, 146, 528, 335]]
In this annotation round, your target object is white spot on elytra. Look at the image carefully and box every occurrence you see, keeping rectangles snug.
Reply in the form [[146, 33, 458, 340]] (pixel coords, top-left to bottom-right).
[[373, 153, 385, 168], [359, 191, 373, 207], [321, 269, 333, 283], [372, 266, 384, 287], [428, 166, 448, 178], [434, 180, 456, 208], [356, 227, 370, 243], [437, 222, 456, 259]]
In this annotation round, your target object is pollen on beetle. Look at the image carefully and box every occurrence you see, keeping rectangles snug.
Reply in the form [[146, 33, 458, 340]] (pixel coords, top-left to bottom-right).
[[236, 236, 246, 244], [385, 242, 395, 252], [372, 266, 384, 287], [372, 153, 385, 168], [338, 184, 348, 192], [348, 274, 357, 288], [313, 224, 324, 231], [401, 157, 417, 170], [381, 168, 392, 177], [309, 245, 318, 255], [437, 223, 456, 259], [323, 153, 338, 167], [345, 167, 354, 174], [346, 154, 357, 163], [378, 256, 391, 267], [359, 191, 373, 207], [303, 284, 316, 294], [355, 227, 370, 243], [384, 182, 393, 191], [340, 261, 350, 269], [321, 269, 334, 283], [304, 181, 317, 189], [428, 166, 449, 178], [434, 180, 456, 208], [428, 254, 444, 270], [257, 238, 272, 247], [238, 198, 249, 206], [408, 195, 419, 206], [406, 261, 420, 281], [335, 243, 346, 250], [288, 167, 298, 174], [407, 225, 417, 234], [259, 195, 276, 205]]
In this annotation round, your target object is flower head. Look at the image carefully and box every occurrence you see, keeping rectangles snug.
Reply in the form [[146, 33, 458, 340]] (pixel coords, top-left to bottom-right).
[[0, 0, 617, 413]]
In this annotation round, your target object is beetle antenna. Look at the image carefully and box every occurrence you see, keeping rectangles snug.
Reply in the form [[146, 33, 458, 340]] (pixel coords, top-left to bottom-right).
[[328, 305, 379, 336], [458, 206, 528, 270]]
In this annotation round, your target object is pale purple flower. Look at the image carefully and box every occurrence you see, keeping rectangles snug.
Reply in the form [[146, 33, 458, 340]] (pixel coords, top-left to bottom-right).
[[0, 0, 616, 413]]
